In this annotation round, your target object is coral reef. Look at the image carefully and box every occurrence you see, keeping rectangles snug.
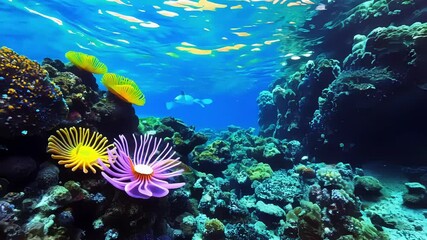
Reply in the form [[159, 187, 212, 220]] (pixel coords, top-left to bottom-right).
[[0, 47, 157, 239], [0, 119, 407, 240], [43, 58, 139, 138], [246, 163, 273, 181], [309, 23, 427, 163], [89, 95, 139, 138], [43, 61, 99, 122], [0, 47, 68, 138], [204, 218, 225, 240], [298, 0, 426, 61], [192, 140, 232, 175], [138, 116, 208, 159], [258, 22, 427, 164], [257, 58, 340, 141]]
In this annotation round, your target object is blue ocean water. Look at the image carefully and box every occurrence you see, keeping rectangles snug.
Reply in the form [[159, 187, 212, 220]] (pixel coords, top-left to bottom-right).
[[0, 0, 313, 129]]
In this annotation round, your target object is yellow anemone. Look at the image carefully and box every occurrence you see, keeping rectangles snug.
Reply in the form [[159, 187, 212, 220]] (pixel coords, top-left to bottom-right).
[[65, 51, 108, 74], [101, 73, 146, 106], [47, 127, 113, 174]]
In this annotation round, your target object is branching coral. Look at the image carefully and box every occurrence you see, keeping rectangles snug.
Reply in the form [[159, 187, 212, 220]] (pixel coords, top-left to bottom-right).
[[0, 47, 68, 137], [99, 134, 185, 199], [47, 127, 113, 174]]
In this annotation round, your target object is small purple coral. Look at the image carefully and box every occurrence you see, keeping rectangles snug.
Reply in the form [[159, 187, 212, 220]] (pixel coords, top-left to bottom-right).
[[99, 134, 185, 199]]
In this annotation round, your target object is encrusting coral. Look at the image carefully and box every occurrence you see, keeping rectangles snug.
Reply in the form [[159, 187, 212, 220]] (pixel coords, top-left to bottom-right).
[[0, 47, 68, 137], [246, 162, 273, 181]]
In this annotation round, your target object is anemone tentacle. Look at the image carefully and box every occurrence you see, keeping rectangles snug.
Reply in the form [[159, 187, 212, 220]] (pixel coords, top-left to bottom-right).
[[99, 134, 185, 199], [47, 127, 113, 174], [65, 51, 108, 74], [101, 73, 145, 106]]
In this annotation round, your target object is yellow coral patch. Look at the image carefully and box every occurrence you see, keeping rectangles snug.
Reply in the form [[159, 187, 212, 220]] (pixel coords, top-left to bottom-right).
[[101, 73, 146, 106], [65, 51, 108, 74]]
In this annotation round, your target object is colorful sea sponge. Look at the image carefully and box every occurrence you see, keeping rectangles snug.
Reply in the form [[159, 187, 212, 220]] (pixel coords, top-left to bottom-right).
[[246, 162, 273, 181], [65, 51, 108, 74], [47, 127, 113, 174], [101, 73, 146, 106], [98, 134, 185, 199], [204, 218, 225, 239], [295, 164, 316, 179], [317, 168, 344, 187], [0, 47, 68, 137], [346, 216, 388, 239]]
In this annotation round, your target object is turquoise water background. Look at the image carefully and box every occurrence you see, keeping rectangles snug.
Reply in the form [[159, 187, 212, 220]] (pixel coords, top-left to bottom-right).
[[1, 0, 313, 129]]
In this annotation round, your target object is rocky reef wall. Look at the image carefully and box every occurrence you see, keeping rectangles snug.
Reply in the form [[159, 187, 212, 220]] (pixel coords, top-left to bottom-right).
[[258, 1, 427, 165]]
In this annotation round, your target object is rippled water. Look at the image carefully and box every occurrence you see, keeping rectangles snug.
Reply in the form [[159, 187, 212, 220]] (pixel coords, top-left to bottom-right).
[[1, 0, 316, 128]]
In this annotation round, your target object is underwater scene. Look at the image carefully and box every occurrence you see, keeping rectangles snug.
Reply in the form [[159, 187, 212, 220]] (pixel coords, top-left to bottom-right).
[[0, 0, 426, 239]]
